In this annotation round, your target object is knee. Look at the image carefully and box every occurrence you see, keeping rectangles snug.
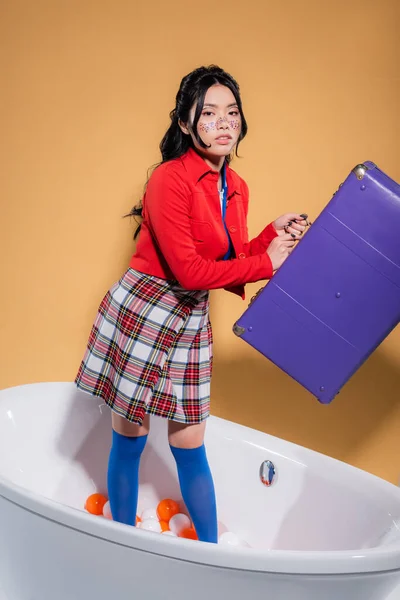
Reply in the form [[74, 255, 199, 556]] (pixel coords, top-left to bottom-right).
[[112, 412, 150, 438], [110, 429, 148, 458], [168, 421, 206, 449]]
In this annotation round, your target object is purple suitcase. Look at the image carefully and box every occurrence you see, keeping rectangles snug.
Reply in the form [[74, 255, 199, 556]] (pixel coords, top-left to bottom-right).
[[233, 161, 400, 403]]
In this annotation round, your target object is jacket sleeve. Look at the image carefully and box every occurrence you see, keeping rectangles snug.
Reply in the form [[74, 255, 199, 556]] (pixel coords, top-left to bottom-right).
[[144, 164, 274, 291], [240, 180, 278, 256]]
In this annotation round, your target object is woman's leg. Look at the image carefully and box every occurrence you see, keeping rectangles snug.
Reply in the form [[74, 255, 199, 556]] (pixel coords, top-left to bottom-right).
[[168, 421, 218, 543], [107, 412, 150, 525]]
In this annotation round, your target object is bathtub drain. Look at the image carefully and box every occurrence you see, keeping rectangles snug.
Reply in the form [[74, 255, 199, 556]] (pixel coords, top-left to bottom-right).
[[259, 460, 276, 486]]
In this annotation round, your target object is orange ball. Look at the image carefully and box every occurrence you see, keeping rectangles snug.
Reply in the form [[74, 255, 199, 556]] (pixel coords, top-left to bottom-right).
[[157, 499, 180, 523], [179, 527, 198, 541], [159, 520, 170, 532], [85, 493, 107, 516]]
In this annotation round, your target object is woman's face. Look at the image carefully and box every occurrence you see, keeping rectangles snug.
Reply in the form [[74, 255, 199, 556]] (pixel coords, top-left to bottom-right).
[[185, 84, 242, 160]]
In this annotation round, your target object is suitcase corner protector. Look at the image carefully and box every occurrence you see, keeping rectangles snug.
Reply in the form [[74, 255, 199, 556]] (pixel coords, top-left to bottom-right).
[[352, 161, 376, 180], [233, 323, 246, 337]]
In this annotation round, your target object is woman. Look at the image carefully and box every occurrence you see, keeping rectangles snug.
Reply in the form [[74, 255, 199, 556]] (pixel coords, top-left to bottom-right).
[[75, 64, 308, 543]]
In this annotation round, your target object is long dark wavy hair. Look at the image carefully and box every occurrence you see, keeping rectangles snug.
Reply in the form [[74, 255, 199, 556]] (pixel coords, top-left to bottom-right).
[[125, 65, 248, 239]]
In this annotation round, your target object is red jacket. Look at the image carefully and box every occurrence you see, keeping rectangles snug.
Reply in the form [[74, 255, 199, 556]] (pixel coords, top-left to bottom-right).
[[129, 147, 277, 299]]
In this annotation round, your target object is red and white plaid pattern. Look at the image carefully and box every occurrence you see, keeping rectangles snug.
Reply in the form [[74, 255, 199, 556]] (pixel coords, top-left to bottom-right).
[[75, 268, 212, 424]]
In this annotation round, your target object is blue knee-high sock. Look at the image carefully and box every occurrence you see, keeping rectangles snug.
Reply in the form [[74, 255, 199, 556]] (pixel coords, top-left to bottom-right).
[[170, 444, 218, 543], [107, 430, 147, 525]]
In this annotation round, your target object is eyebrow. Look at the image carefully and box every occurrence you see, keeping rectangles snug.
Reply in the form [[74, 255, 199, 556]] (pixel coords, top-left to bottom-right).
[[202, 103, 238, 109]]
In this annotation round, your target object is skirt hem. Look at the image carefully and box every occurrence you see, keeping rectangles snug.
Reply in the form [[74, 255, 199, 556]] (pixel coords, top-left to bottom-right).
[[75, 380, 210, 426]]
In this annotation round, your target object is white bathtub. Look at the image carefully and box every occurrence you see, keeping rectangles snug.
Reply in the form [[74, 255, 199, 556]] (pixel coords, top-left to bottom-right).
[[1, 382, 400, 600]]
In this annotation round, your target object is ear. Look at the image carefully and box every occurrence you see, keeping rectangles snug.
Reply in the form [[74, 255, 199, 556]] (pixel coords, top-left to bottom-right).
[[178, 119, 191, 135]]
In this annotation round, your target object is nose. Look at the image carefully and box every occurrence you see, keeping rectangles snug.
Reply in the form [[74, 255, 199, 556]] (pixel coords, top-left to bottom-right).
[[216, 116, 229, 129]]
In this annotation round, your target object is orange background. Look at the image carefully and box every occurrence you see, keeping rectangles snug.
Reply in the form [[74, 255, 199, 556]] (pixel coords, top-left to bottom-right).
[[1, 0, 399, 481]]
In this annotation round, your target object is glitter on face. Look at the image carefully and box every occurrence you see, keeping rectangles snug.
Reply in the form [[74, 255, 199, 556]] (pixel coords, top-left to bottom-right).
[[198, 122, 216, 133], [199, 117, 240, 133], [228, 120, 240, 130], [215, 116, 228, 128], [198, 115, 241, 135]]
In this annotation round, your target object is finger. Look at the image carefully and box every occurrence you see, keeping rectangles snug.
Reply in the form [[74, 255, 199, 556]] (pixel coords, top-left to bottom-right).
[[284, 221, 305, 235], [284, 213, 304, 222], [292, 214, 311, 226], [286, 225, 303, 237], [291, 221, 307, 231], [278, 233, 296, 241], [295, 216, 311, 227], [280, 236, 299, 245]]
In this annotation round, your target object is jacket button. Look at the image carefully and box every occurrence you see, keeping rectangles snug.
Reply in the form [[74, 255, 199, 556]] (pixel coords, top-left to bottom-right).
[[238, 253, 246, 259], [229, 226, 237, 233]]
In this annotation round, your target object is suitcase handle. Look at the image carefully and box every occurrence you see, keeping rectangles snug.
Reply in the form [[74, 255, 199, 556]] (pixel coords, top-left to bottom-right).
[[248, 214, 313, 307], [249, 285, 265, 306]]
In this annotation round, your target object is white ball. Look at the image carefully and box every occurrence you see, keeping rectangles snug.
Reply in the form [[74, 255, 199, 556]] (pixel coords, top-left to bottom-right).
[[141, 507, 158, 521], [219, 532, 242, 547], [162, 530, 177, 537], [102, 501, 112, 520], [169, 513, 191, 535], [141, 518, 162, 533]]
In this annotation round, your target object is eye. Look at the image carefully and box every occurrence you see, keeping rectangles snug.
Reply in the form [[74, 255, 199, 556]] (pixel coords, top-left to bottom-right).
[[229, 111, 239, 116], [202, 111, 214, 117]]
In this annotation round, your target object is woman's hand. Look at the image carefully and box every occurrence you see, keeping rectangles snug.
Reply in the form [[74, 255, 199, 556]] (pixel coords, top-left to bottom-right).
[[266, 233, 297, 271], [273, 213, 310, 238]]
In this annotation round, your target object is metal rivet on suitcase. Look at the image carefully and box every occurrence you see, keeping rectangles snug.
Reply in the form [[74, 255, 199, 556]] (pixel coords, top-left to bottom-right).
[[248, 326, 253, 332], [320, 386, 325, 392], [361, 185, 366, 191], [260, 460, 276, 487], [336, 292, 341, 298]]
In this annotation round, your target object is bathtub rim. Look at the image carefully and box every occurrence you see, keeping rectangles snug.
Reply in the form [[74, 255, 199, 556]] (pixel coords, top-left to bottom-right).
[[2, 460, 400, 576], [2, 380, 400, 576]]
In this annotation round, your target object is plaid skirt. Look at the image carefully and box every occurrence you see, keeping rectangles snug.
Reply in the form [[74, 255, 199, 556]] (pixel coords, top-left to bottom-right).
[[75, 268, 212, 425]]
